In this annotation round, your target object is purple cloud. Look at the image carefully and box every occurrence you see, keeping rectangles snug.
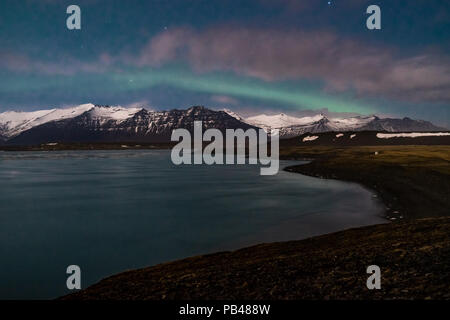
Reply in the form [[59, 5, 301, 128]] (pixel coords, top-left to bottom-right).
[[0, 51, 113, 75], [210, 95, 239, 105], [137, 26, 450, 103], [2, 25, 450, 104]]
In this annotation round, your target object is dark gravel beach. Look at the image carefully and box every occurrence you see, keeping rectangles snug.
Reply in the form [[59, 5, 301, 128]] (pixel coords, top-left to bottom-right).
[[62, 217, 450, 300]]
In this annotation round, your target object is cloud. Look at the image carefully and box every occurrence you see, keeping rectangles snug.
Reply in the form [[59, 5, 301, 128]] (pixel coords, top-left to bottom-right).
[[0, 51, 113, 75], [258, 0, 369, 12], [124, 100, 153, 110], [210, 95, 239, 105], [2, 25, 450, 104], [0, 52, 32, 72], [136, 26, 450, 103]]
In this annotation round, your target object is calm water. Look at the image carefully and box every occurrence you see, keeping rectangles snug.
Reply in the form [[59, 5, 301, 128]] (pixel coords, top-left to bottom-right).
[[0, 150, 385, 299]]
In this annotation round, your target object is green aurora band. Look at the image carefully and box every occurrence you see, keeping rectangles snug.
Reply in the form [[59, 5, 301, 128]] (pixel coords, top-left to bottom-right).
[[114, 69, 375, 114], [1, 67, 375, 114]]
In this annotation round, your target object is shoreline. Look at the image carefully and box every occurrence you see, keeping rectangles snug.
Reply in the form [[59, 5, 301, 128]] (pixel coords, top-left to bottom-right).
[[282, 162, 391, 221], [280, 145, 450, 220], [0, 142, 175, 152], [62, 217, 450, 300]]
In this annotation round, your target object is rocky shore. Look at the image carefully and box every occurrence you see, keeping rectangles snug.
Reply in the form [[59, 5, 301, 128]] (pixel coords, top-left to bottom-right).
[[62, 217, 450, 300]]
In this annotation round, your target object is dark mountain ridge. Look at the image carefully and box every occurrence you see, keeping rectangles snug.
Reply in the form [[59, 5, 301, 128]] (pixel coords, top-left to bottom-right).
[[1, 105, 447, 145], [7, 106, 258, 145]]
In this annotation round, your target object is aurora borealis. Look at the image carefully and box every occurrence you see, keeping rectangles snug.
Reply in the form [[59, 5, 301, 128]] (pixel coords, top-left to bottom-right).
[[0, 0, 449, 126]]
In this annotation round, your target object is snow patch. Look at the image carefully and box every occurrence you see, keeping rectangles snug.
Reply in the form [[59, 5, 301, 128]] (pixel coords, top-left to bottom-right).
[[222, 109, 244, 121], [246, 113, 324, 130], [350, 134, 356, 139], [302, 135, 319, 142], [376, 132, 450, 139], [330, 116, 376, 130], [88, 106, 142, 122], [336, 133, 344, 138]]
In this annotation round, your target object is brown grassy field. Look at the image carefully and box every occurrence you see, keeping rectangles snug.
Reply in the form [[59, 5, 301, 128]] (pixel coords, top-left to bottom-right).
[[281, 145, 450, 219]]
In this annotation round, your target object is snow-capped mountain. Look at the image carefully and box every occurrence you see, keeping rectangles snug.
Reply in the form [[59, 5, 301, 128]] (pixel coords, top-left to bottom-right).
[[1, 105, 257, 145], [223, 111, 446, 139], [0, 104, 446, 145], [221, 108, 245, 122], [246, 113, 325, 131], [0, 104, 142, 139]]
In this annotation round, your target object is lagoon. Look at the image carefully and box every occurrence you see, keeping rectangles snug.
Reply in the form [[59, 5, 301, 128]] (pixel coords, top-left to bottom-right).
[[0, 150, 384, 299]]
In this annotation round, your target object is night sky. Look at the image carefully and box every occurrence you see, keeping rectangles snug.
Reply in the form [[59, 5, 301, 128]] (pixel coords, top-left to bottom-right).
[[0, 0, 449, 126]]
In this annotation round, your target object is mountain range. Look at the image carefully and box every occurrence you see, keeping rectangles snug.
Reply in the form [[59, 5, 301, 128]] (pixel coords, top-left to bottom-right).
[[0, 104, 446, 145], [237, 111, 446, 139]]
